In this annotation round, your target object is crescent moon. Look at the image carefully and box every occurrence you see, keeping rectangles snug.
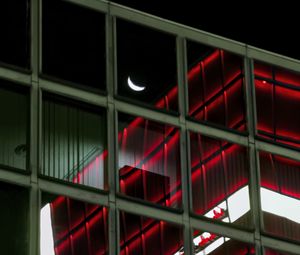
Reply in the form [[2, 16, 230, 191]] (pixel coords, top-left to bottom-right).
[[127, 76, 146, 91]]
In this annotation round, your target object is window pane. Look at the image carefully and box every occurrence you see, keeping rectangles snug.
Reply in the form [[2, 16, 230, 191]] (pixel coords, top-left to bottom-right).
[[0, 81, 28, 170], [260, 152, 300, 242], [42, 95, 107, 190], [265, 248, 297, 255], [118, 112, 182, 209], [193, 229, 255, 255], [190, 131, 252, 228], [0, 0, 30, 68], [41, 193, 108, 255], [117, 19, 178, 112], [0, 182, 29, 255], [255, 62, 300, 149], [120, 211, 183, 255], [42, 0, 106, 90], [187, 41, 246, 131]]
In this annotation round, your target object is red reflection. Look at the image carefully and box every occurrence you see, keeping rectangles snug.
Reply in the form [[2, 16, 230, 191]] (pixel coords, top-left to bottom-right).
[[255, 63, 300, 148]]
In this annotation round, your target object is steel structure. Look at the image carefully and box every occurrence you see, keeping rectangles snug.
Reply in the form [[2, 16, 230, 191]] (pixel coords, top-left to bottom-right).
[[1, 0, 300, 254]]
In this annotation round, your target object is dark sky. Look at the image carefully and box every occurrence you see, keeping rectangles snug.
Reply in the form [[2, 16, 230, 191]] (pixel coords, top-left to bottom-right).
[[110, 1, 300, 61]]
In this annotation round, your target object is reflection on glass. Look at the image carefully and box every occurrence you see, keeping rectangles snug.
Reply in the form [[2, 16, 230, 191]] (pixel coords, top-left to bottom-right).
[[42, 95, 107, 189], [0, 82, 28, 170], [190, 131, 251, 227], [42, 0, 106, 90], [187, 41, 246, 131], [0, 182, 29, 255], [260, 152, 300, 242], [0, 0, 30, 68], [255, 62, 300, 149], [265, 248, 297, 255], [117, 19, 178, 112], [120, 211, 183, 255], [193, 229, 255, 255], [118, 113, 182, 209], [41, 193, 108, 255]]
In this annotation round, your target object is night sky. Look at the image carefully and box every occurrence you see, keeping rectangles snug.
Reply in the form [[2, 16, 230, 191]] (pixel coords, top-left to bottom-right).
[[110, 1, 300, 61]]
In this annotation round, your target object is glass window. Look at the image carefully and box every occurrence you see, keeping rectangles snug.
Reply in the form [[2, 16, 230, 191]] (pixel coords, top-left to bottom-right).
[[118, 112, 182, 209], [260, 152, 300, 242], [42, 0, 106, 91], [187, 41, 246, 131], [0, 181, 29, 255], [254, 62, 300, 149], [117, 19, 178, 112], [193, 229, 255, 255], [0, 0, 30, 68], [120, 211, 183, 255], [41, 193, 108, 255], [0, 81, 28, 170], [190, 131, 252, 228], [265, 248, 297, 255], [42, 94, 107, 190]]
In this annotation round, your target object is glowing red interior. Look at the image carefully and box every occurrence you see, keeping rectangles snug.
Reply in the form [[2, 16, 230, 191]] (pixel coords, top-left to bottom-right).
[[255, 62, 300, 148]]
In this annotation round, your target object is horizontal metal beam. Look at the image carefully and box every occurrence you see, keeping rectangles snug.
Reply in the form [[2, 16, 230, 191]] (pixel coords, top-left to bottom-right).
[[0, 66, 32, 85], [116, 197, 183, 225], [190, 216, 255, 244], [261, 235, 300, 255], [186, 120, 249, 146], [247, 46, 300, 73], [39, 78, 108, 108], [0, 168, 31, 187], [114, 99, 181, 127], [256, 140, 300, 162], [38, 178, 109, 206]]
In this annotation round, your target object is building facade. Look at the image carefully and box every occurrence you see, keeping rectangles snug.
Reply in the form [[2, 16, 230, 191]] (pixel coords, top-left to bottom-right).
[[1, 0, 300, 254]]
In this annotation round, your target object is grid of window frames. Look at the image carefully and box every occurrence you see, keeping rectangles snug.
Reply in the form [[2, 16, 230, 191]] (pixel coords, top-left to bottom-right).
[[1, 0, 300, 255]]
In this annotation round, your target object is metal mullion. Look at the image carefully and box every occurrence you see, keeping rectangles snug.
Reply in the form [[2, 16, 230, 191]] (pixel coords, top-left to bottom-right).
[[109, 3, 246, 56], [39, 78, 108, 108], [29, 0, 41, 254], [244, 57, 262, 246], [186, 119, 249, 146], [247, 46, 300, 74], [177, 36, 193, 255], [0, 66, 31, 85], [64, 0, 108, 13], [39, 178, 109, 206], [256, 140, 300, 162], [190, 216, 255, 244], [116, 197, 183, 225], [114, 99, 181, 127], [0, 168, 31, 187], [106, 10, 118, 255], [261, 235, 300, 255]]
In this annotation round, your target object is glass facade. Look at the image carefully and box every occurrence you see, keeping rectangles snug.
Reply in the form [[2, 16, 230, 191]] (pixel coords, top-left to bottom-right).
[[0, 0, 300, 254], [118, 112, 181, 209], [41, 193, 108, 255], [117, 19, 178, 112], [120, 211, 183, 255], [187, 41, 246, 131], [260, 152, 300, 242], [190, 131, 251, 228], [42, 94, 107, 189], [0, 80, 28, 170], [255, 62, 300, 148]]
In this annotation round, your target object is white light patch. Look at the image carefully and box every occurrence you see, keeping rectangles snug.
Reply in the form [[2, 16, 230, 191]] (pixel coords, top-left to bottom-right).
[[204, 201, 227, 219], [261, 187, 300, 223], [228, 186, 250, 222], [41, 204, 55, 255], [195, 237, 225, 255], [127, 76, 146, 91]]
